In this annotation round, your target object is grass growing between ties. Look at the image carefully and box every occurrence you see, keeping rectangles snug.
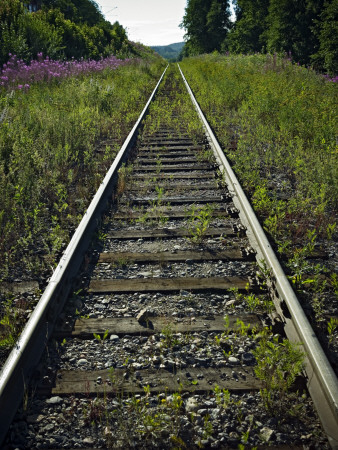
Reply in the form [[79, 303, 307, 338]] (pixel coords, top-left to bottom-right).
[[180, 54, 338, 357], [134, 64, 213, 230], [141, 64, 205, 141], [18, 320, 327, 449], [186, 204, 214, 245], [59, 341, 312, 450]]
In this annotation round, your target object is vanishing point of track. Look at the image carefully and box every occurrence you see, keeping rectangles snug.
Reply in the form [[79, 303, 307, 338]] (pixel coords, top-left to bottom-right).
[[0, 65, 337, 448]]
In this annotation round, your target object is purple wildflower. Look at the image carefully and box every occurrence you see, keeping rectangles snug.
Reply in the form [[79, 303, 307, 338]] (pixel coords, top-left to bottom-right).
[[0, 53, 130, 91]]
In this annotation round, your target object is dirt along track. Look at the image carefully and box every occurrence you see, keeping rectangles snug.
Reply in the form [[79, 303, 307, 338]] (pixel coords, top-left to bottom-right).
[[1, 65, 337, 449]]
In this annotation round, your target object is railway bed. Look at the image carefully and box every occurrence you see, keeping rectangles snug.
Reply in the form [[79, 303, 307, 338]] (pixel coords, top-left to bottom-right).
[[1, 65, 337, 449]]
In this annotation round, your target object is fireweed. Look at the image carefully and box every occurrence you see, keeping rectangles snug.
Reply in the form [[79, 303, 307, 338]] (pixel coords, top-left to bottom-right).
[[0, 53, 131, 91]]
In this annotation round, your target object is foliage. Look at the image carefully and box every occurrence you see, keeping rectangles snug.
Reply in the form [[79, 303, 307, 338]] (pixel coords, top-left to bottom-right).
[[227, 0, 269, 54], [253, 334, 304, 411], [311, 0, 338, 75], [264, 0, 324, 66], [180, 53, 337, 214], [41, 0, 106, 26], [0, 58, 165, 283], [1, 52, 128, 91], [186, 204, 213, 245], [223, 0, 336, 73], [0, 0, 140, 66], [180, 53, 337, 336], [327, 317, 338, 346], [180, 0, 232, 56]]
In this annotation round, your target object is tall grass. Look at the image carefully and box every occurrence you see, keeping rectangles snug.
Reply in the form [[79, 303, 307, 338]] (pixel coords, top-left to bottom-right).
[[180, 54, 338, 337], [180, 54, 337, 236], [0, 58, 165, 281]]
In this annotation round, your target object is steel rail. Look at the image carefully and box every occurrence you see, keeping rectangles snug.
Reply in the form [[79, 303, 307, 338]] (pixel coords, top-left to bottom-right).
[[0, 65, 168, 444], [178, 64, 338, 449]]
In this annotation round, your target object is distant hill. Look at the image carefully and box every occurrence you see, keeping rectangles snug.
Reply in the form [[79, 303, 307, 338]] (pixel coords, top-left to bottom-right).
[[151, 42, 185, 61]]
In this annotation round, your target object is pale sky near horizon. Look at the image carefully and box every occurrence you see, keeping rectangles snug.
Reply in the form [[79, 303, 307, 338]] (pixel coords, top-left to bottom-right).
[[96, 0, 187, 46]]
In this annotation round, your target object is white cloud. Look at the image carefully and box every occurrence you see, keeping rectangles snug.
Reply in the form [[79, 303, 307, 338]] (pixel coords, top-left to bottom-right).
[[97, 0, 186, 46]]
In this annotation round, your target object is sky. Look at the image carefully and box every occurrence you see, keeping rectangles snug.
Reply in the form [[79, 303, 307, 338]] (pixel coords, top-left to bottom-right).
[[96, 0, 187, 47]]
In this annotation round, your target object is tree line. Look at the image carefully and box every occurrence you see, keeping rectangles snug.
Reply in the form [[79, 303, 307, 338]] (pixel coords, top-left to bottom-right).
[[181, 0, 337, 75], [0, 0, 132, 67]]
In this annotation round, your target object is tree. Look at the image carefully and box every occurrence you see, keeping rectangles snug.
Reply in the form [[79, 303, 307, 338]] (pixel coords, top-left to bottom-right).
[[311, 0, 338, 75], [21, 10, 63, 59], [0, 0, 131, 65], [41, 0, 105, 25], [265, 0, 324, 65], [227, 0, 269, 53], [0, 0, 29, 65], [180, 0, 231, 55], [206, 0, 232, 51]]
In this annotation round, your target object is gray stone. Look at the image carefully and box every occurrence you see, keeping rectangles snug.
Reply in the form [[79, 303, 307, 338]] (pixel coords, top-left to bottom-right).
[[193, 414, 203, 425], [260, 427, 275, 442], [180, 290, 190, 296], [77, 358, 88, 366], [137, 308, 149, 322], [229, 431, 239, 439], [210, 408, 221, 420], [27, 414, 39, 424], [110, 334, 120, 341], [46, 396, 63, 405], [185, 398, 199, 413], [94, 304, 105, 310], [165, 359, 175, 368], [228, 356, 240, 365], [195, 358, 209, 366], [226, 299, 236, 307], [203, 400, 214, 407], [139, 271, 152, 277]]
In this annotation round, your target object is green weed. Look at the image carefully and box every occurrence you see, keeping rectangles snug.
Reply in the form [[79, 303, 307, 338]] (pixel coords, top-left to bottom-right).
[[253, 334, 304, 412], [327, 317, 338, 346], [186, 204, 213, 245]]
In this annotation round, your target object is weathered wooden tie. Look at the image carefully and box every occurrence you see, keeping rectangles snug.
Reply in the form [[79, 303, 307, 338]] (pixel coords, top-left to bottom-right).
[[98, 248, 254, 264], [55, 314, 261, 338], [89, 276, 251, 294], [106, 226, 244, 240], [113, 206, 238, 220], [42, 366, 263, 396]]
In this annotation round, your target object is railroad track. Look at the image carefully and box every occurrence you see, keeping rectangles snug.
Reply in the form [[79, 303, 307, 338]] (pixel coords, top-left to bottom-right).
[[1, 65, 337, 449]]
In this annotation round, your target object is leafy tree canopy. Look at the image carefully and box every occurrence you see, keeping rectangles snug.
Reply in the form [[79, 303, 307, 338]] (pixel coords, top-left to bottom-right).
[[180, 0, 232, 55], [181, 0, 337, 74], [0, 0, 133, 66], [227, 0, 269, 53]]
